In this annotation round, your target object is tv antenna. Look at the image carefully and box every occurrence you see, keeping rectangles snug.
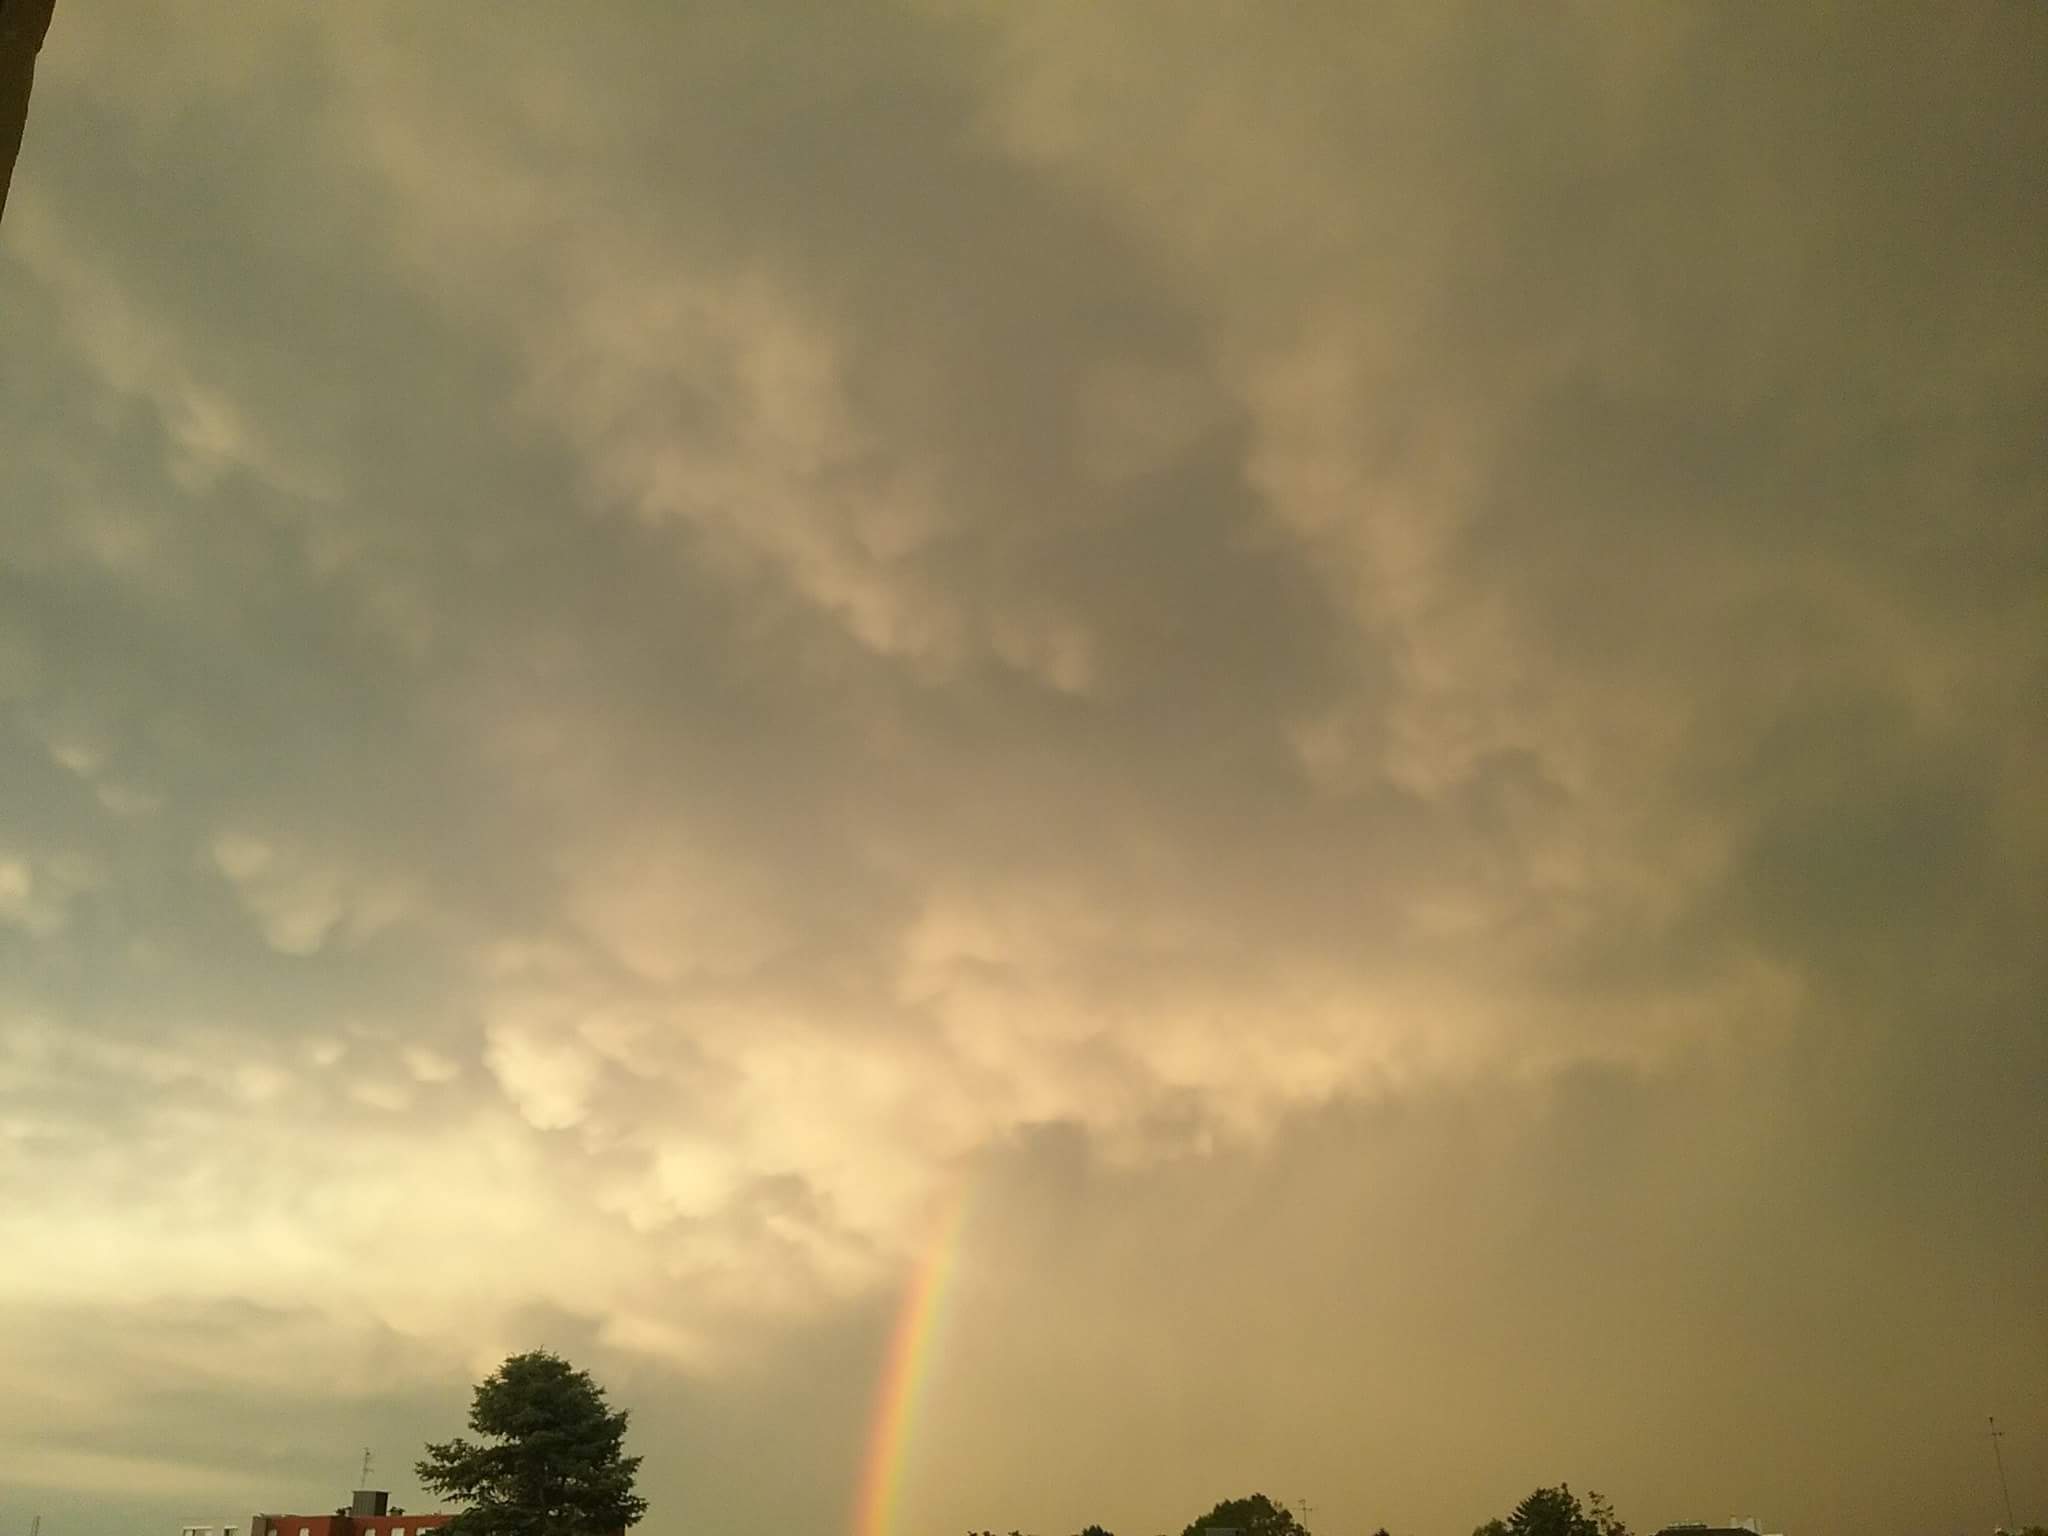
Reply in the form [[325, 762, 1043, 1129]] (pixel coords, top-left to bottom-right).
[[1297, 1498, 1316, 1531], [1988, 1416, 2015, 1530], [359, 1447, 374, 1488]]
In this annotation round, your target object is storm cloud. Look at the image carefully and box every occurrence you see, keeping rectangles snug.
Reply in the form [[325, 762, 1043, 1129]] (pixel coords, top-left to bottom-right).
[[2, 5, 2042, 1536]]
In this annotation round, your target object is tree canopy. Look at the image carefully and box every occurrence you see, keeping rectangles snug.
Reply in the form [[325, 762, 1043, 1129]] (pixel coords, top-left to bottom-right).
[[1180, 1493, 1312, 1536], [417, 1350, 647, 1536], [1493, 1485, 1629, 1536]]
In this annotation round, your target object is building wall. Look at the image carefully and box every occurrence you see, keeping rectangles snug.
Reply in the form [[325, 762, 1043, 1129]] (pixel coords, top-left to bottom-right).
[[254, 1516, 452, 1536], [255, 1519, 622, 1536]]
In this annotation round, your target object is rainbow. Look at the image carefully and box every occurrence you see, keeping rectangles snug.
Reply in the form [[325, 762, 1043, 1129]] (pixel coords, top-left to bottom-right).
[[851, 1187, 974, 1536]]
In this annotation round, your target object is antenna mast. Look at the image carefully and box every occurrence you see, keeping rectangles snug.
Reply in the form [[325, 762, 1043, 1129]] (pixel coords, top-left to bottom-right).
[[360, 1447, 374, 1488], [1988, 1416, 2015, 1530]]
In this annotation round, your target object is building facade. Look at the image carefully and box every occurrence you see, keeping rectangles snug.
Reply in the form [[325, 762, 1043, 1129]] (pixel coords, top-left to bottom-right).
[[250, 1490, 452, 1536]]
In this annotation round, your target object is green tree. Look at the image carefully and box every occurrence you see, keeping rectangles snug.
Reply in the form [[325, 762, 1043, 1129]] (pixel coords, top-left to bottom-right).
[[417, 1350, 647, 1536], [1583, 1492, 1628, 1536], [1498, 1485, 1629, 1536], [1475, 1521, 1511, 1536], [1181, 1494, 1311, 1536], [1078, 1526, 1115, 1536]]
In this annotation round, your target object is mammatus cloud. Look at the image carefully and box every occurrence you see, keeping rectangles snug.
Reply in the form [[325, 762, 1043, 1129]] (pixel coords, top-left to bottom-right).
[[2, 3, 2043, 1535]]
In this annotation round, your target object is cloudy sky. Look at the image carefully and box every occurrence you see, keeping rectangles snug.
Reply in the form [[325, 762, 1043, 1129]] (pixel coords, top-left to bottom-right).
[[3, 4, 2044, 1535]]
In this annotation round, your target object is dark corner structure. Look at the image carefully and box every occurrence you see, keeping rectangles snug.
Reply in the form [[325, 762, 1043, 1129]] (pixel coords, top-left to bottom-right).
[[1, 0, 57, 221]]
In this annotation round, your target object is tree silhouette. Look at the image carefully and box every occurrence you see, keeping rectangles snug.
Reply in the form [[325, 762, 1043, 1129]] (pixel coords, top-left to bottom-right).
[[417, 1350, 646, 1536], [1497, 1485, 1629, 1536], [0, 0, 57, 221], [1181, 1494, 1311, 1536]]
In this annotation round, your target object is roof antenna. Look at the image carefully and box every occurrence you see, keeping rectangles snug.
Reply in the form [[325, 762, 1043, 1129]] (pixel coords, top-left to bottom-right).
[[1988, 1416, 2015, 1530], [360, 1448, 374, 1488]]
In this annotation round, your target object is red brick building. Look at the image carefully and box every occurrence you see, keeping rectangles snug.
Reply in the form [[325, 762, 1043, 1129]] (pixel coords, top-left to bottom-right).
[[252, 1517, 451, 1536], [250, 1491, 451, 1536], [245, 1486, 625, 1536]]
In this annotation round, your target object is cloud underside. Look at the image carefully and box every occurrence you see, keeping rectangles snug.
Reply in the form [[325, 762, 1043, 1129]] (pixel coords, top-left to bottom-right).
[[1, 3, 2043, 1533]]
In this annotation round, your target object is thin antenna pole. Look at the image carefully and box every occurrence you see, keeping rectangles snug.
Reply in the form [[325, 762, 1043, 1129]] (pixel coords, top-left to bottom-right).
[[1989, 1417, 2015, 1530], [360, 1447, 374, 1489], [1297, 1498, 1315, 1532]]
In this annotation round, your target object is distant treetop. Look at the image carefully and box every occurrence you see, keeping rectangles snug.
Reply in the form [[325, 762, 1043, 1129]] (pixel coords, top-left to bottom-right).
[[1493, 1485, 1630, 1536], [1181, 1493, 1312, 1536]]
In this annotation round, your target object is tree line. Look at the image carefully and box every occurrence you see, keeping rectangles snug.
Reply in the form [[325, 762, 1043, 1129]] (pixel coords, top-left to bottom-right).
[[418, 1351, 2045, 1536], [979, 1484, 1635, 1536]]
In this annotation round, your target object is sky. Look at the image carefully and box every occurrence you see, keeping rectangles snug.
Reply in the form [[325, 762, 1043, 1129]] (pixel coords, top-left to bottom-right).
[[2, 4, 2044, 1536]]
